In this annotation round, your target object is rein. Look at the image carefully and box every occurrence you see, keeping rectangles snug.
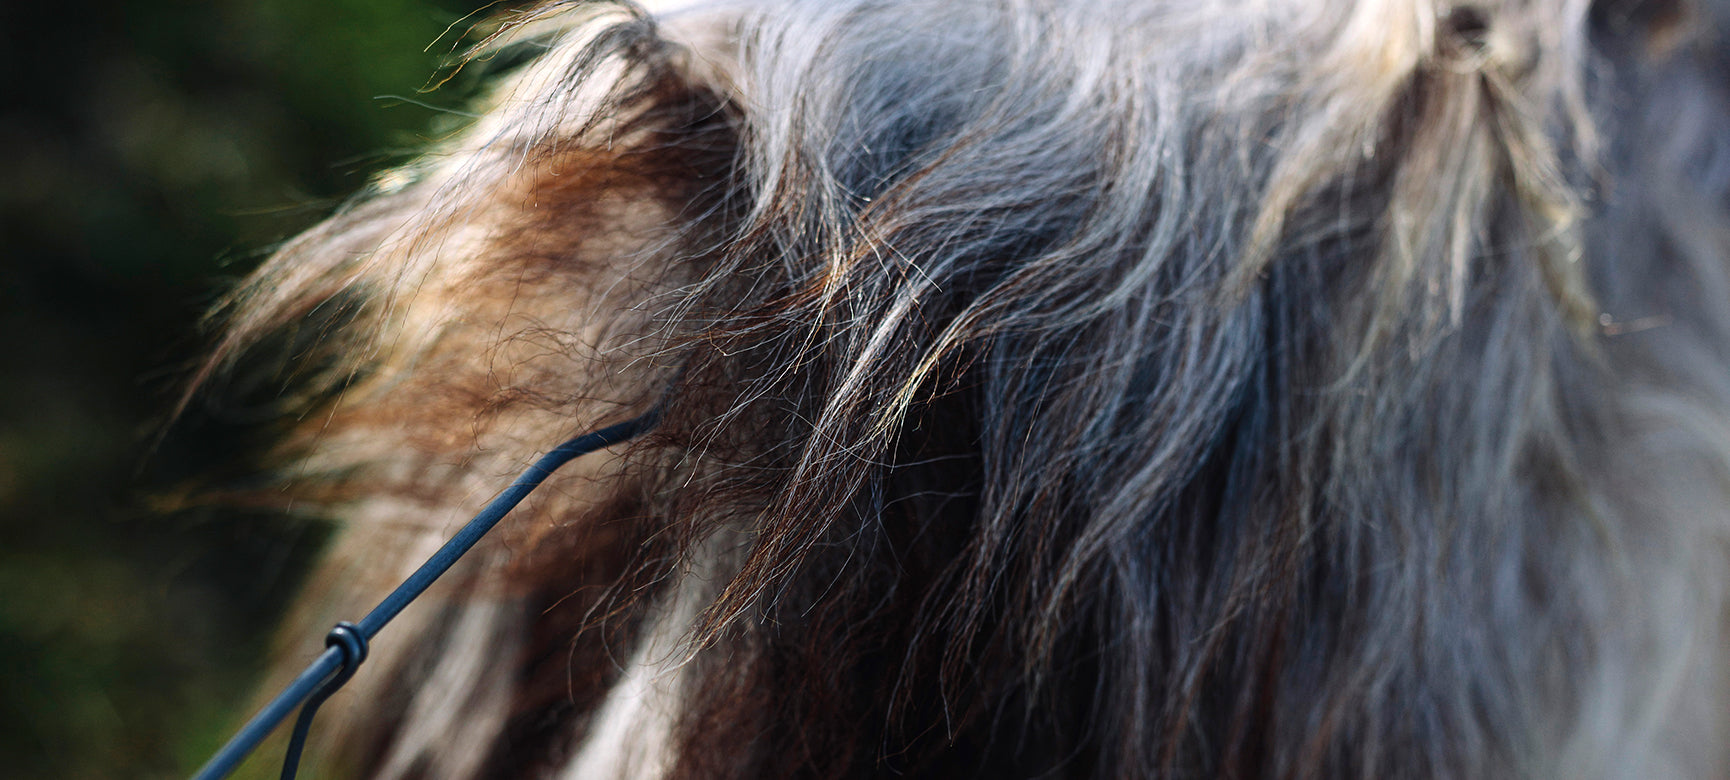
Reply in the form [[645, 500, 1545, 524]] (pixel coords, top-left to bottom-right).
[[190, 410, 660, 780]]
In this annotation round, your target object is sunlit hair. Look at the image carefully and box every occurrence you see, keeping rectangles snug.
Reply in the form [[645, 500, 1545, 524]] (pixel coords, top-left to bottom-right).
[[202, 0, 1730, 776]]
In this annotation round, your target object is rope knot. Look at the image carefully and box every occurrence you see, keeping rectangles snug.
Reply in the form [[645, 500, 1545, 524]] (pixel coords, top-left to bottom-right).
[[324, 622, 369, 678]]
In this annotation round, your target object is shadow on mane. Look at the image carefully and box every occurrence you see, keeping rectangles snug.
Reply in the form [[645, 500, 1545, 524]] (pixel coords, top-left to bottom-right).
[[196, 0, 1730, 776]]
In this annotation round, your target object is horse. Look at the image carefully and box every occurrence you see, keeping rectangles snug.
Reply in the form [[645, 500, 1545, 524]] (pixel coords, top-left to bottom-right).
[[198, 0, 1730, 776]]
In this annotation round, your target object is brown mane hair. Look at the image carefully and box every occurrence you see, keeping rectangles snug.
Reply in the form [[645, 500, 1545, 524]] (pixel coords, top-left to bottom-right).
[[201, 0, 1730, 777]]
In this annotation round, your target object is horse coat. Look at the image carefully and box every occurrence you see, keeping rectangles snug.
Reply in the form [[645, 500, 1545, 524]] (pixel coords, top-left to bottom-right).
[[205, 0, 1730, 776]]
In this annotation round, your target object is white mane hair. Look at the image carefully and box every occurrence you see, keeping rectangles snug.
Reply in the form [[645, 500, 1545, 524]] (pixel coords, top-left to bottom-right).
[[205, 0, 1730, 776]]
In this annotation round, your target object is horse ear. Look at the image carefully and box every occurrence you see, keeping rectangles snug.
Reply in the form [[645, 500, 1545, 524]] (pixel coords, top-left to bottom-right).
[[195, 5, 734, 397], [189, 6, 743, 471], [199, 10, 745, 776]]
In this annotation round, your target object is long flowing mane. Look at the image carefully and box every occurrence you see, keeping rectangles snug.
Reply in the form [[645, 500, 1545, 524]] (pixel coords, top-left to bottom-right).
[[203, 0, 1730, 776]]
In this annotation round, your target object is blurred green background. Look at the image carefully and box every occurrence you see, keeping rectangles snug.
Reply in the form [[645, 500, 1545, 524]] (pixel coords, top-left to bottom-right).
[[0, 1, 497, 776]]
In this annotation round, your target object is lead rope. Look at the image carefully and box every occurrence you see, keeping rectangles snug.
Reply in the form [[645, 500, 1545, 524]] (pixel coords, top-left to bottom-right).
[[190, 410, 661, 780]]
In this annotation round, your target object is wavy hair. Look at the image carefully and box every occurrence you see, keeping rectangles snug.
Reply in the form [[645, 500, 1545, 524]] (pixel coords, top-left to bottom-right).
[[204, 0, 1730, 776]]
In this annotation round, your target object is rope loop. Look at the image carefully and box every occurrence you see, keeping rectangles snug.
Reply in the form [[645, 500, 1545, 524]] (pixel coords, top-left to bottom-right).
[[188, 410, 660, 780], [278, 622, 372, 780], [323, 622, 368, 680]]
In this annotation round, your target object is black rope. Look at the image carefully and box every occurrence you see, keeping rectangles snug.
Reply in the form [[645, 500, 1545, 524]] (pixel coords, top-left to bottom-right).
[[190, 410, 659, 780], [276, 623, 364, 780]]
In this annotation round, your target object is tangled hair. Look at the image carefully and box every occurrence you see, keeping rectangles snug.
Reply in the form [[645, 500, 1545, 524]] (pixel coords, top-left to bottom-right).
[[202, 0, 1730, 776]]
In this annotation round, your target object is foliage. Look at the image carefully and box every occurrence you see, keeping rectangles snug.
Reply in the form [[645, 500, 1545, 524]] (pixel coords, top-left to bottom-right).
[[0, 1, 491, 776]]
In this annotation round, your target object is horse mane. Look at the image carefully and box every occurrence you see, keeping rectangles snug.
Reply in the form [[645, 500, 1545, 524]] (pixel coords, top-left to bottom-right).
[[202, 0, 1730, 776]]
